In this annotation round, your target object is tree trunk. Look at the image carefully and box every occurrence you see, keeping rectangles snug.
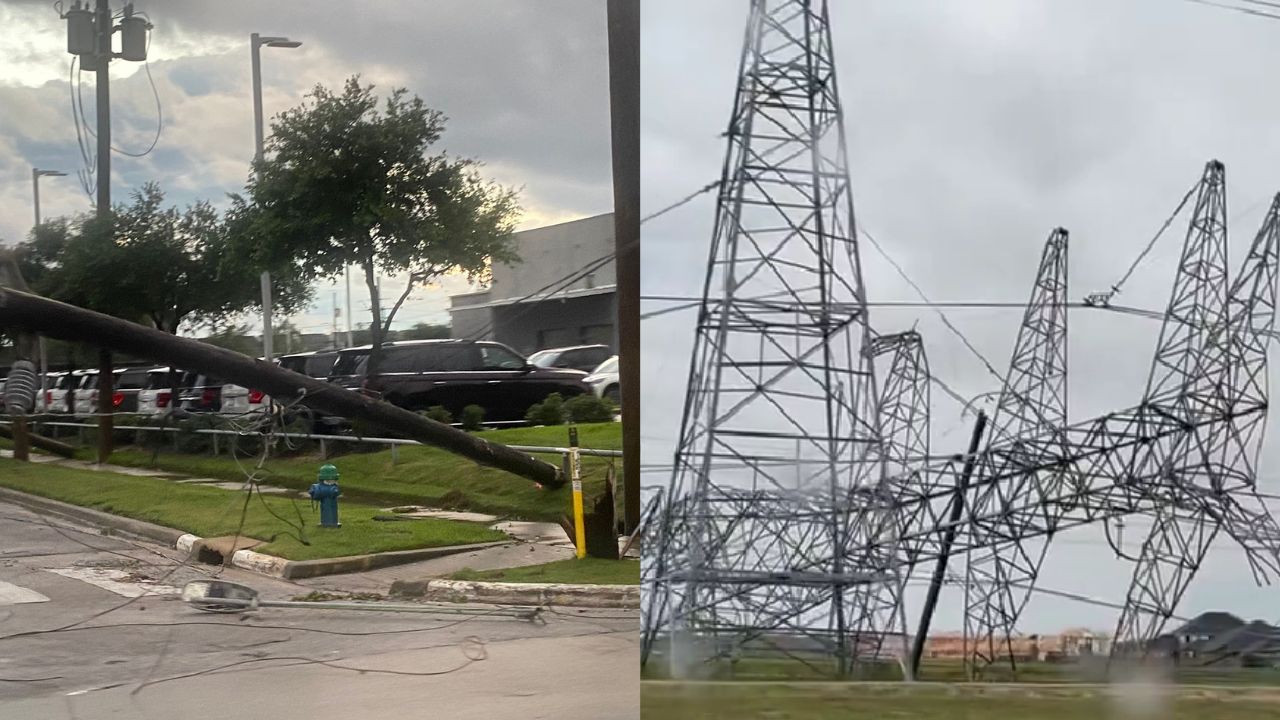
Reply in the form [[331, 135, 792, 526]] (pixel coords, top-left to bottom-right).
[[0, 287, 563, 487], [363, 261, 384, 377], [381, 272, 421, 341], [96, 346, 113, 463]]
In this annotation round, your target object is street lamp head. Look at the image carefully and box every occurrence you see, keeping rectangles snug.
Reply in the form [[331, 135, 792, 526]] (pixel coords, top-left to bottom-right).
[[254, 35, 301, 49], [34, 169, 68, 178]]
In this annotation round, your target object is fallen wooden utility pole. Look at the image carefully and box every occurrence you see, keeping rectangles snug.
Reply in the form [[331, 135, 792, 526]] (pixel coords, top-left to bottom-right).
[[0, 288, 563, 488]]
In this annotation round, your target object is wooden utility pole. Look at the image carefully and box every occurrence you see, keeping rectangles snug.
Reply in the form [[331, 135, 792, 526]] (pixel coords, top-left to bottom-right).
[[909, 410, 988, 680], [0, 287, 564, 487], [93, 0, 115, 465], [607, 0, 640, 534]]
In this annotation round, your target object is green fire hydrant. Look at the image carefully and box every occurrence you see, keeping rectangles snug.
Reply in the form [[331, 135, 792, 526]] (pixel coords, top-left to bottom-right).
[[309, 463, 341, 528]]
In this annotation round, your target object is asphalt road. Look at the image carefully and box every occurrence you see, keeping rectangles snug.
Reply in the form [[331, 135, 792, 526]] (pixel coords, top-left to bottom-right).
[[0, 501, 639, 718]]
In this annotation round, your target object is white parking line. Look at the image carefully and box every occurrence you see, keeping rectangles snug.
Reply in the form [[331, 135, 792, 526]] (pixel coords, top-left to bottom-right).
[[45, 567, 180, 598], [0, 581, 50, 605]]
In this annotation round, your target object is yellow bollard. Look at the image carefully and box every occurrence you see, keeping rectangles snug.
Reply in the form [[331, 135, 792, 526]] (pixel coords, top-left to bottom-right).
[[569, 426, 586, 559]]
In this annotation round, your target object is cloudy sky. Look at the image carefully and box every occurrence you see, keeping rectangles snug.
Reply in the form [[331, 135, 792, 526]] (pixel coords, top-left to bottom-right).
[[642, 0, 1280, 634], [0, 0, 613, 337]]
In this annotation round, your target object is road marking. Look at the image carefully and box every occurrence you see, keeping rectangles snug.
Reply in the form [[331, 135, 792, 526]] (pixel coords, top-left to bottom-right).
[[45, 567, 180, 598], [0, 581, 50, 605]]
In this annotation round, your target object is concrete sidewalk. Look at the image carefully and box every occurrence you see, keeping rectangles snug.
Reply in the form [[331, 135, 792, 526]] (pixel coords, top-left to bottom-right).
[[0, 455, 636, 605]]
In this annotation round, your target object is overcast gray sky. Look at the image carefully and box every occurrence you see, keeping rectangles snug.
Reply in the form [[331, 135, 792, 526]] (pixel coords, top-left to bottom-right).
[[0, 0, 612, 336], [641, 0, 1280, 634]]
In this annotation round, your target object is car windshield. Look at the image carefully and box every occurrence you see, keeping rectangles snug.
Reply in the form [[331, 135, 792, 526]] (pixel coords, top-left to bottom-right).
[[528, 350, 557, 368], [592, 356, 618, 375]]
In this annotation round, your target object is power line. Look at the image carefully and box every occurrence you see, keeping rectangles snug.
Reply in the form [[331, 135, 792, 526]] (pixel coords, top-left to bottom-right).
[[1184, 0, 1280, 21], [640, 180, 721, 225], [1088, 176, 1199, 305], [858, 225, 1006, 383], [76, 48, 164, 158], [457, 249, 616, 343]]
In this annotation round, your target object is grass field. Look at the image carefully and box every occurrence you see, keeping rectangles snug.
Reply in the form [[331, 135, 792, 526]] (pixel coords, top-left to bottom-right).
[[448, 557, 639, 585], [101, 422, 622, 522], [0, 457, 504, 560], [641, 681, 1280, 719], [640, 655, 1280, 686]]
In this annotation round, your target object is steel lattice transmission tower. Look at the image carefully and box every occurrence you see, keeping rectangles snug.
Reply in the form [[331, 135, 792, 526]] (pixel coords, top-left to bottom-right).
[[963, 228, 1070, 677], [644, 0, 901, 676]]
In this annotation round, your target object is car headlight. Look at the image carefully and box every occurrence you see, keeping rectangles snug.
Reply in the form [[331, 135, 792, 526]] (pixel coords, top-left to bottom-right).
[[583, 374, 600, 383]]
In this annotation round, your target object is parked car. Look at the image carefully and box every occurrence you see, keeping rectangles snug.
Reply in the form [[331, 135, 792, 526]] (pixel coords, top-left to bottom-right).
[[114, 366, 154, 413], [527, 344, 613, 373], [56, 370, 89, 415], [333, 339, 591, 421], [279, 350, 339, 378], [221, 383, 269, 416], [137, 367, 183, 416], [70, 367, 152, 416], [46, 366, 76, 412], [583, 355, 620, 406], [178, 372, 226, 413], [41, 371, 69, 413], [72, 371, 102, 417], [222, 357, 271, 417]]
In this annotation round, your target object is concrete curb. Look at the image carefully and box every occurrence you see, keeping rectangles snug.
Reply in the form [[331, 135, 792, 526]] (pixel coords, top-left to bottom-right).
[[0, 486, 507, 580], [0, 486, 186, 547], [389, 578, 640, 609], [238, 542, 512, 580]]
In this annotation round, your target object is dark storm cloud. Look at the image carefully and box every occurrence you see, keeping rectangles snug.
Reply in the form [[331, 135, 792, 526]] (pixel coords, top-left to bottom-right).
[[0, 0, 612, 242], [146, 0, 614, 216], [641, 0, 1280, 630]]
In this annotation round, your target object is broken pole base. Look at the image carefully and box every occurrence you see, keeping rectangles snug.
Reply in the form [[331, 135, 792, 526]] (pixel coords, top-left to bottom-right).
[[0, 421, 75, 458]]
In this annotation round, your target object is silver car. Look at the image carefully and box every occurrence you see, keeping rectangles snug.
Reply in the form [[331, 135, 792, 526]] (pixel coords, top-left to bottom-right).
[[71, 370, 100, 417]]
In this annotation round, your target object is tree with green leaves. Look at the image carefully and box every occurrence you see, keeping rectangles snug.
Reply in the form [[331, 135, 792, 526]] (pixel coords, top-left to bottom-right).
[[238, 76, 520, 376], [24, 184, 310, 338], [20, 183, 309, 460]]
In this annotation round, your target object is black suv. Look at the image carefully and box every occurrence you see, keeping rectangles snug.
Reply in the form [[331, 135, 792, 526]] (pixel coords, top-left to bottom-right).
[[279, 350, 339, 379], [331, 340, 590, 421]]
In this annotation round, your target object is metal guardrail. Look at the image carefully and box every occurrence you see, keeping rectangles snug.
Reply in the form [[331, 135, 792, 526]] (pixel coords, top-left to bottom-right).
[[1, 417, 623, 459]]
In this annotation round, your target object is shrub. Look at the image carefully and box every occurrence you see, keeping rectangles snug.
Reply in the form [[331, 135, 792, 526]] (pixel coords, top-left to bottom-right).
[[565, 393, 616, 423], [422, 406, 453, 424], [175, 413, 223, 454], [524, 393, 567, 426], [460, 404, 485, 431]]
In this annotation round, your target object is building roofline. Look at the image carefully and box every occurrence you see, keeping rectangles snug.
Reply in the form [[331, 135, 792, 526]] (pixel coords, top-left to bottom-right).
[[516, 212, 613, 235], [449, 284, 616, 312]]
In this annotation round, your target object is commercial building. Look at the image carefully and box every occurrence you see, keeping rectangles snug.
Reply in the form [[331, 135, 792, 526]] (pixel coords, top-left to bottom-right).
[[449, 213, 616, 355]]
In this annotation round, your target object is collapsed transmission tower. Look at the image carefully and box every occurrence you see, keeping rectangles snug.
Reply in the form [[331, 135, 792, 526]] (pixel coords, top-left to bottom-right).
[[642, 0, 906, 677], [643, 0, 1280, 682]]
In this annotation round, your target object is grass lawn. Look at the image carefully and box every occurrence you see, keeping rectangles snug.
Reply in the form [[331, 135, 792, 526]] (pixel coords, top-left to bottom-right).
[[641, 681, 1280, 719], [102, 422, 622, 523], [642, 655, 1280, 686], [448, 557, 639, 585], [0, 457, 504, 560]]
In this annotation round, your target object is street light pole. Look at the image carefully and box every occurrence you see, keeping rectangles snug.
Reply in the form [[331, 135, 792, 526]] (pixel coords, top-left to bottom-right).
[[250, 32, 301, 363], [31, 168, 67, 413]]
